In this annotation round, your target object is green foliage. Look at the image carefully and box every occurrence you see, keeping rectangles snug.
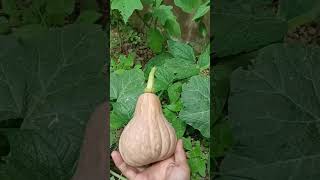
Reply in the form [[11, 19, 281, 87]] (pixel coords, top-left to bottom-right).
[[180, 75, 210, 138], [111, 0, 143, 23], [217, 44, 320, 180], [110, 1, 210, 178], [110, 34, 209, 180], [168, 40, 196, 62], [0, 0, 103, 32], [147, 28, 165, 53], [0, 24, 106, 179], [213, 0, 287, 57], [111, 53, 135, 71], [110, 68, 145, 122], [212, 0, 320, 179], [193, 1, 210, 21], [183, 137, 209, 178], [111, 0, 209, 54]]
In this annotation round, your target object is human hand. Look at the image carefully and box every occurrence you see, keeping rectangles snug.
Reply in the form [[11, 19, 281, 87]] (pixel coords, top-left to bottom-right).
[[111, 139, 190, 180]]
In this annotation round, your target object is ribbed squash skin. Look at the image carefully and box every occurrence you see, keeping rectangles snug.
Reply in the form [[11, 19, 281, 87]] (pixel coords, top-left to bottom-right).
[[119, 93, 177, 167]]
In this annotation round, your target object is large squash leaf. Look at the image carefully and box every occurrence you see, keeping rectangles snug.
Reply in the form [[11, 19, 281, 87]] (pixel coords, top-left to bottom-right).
[[110, 69, 145, 123], [0, 24, 106, 180], [213, 0, 287, 57], [219, 43, 320, 179], [180, 75, 210, 138]]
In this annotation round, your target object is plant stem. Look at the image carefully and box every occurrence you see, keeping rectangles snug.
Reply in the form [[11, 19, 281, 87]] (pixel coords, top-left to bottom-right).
[[144, 66, 156, 93], [110, 170, 127, 180]]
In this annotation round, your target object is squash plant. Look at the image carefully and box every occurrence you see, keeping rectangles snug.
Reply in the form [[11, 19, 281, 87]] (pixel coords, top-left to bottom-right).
[[111, 0, 210, 54], [110, 0, 210, 178], [212, 0, 320, 179]]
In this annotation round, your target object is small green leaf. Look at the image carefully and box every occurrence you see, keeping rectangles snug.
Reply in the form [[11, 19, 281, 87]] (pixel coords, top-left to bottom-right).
[[167, 82, 182, 103], [192, 1, 210, 21], [147, 28, 165, 53], [164, 19, 181, 38], [119, 53, 134, 69], [111, 0, 143, 23], [165, 100, 182, 112], [188, 157, 207, 177], [168, 40, 195, 63], [182, 137, 192, 151], [153, 5, 176, 25], [189, 141, 202, 158], [198, 44, 210, 70]]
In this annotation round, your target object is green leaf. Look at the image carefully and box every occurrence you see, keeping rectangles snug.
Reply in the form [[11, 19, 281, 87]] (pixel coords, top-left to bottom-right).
[[144, 53, 172, 76], [188, 141, 202, 158], [165, 100, 182, 112], [110, 111, 127, 130], [154, 66, 175, 91], [0, 24, 106, 179], [180, 75, 210, 138], [167, 82, 182, 103], [119, 53, 134, 70], [168, 40, 195, 63], [174, 0, 201, 13], [192, 1, 210, 21], [110, 69, 145, 120], [198, 44, 210, 70], [182, 137, 192, 151], [163, 108, 186, 138], [147, 28, 165, 53], [220, 43, 320, 179], [213, 0, 287, 57], [153, 5, 176, 25], [187, 140, 208, 177], [188, 158, 207, 177], [76, 10, 101, 23], [111, 0, 143, 23], [164, 19, 181, 38], [154, 58, 199, 91], [155, 0, 163, 7], [163, 58, 200, 80]]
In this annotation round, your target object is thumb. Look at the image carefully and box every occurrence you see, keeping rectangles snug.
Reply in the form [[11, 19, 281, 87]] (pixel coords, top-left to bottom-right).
[[174, 139, 188, 165]]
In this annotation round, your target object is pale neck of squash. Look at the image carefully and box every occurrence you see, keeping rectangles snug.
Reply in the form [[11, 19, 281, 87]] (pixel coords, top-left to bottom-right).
[[144, 67, 156, 93]]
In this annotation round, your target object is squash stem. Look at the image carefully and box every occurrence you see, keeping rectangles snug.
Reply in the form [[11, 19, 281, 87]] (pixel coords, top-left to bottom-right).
[[144, 66, 156, 93]]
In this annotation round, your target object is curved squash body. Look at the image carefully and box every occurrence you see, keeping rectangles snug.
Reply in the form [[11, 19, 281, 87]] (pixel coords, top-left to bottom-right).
[[119, 93, 177, 167]]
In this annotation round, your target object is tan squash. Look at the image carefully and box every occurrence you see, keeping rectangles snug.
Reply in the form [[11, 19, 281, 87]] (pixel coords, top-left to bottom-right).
[[118, 67, 177, 167]]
